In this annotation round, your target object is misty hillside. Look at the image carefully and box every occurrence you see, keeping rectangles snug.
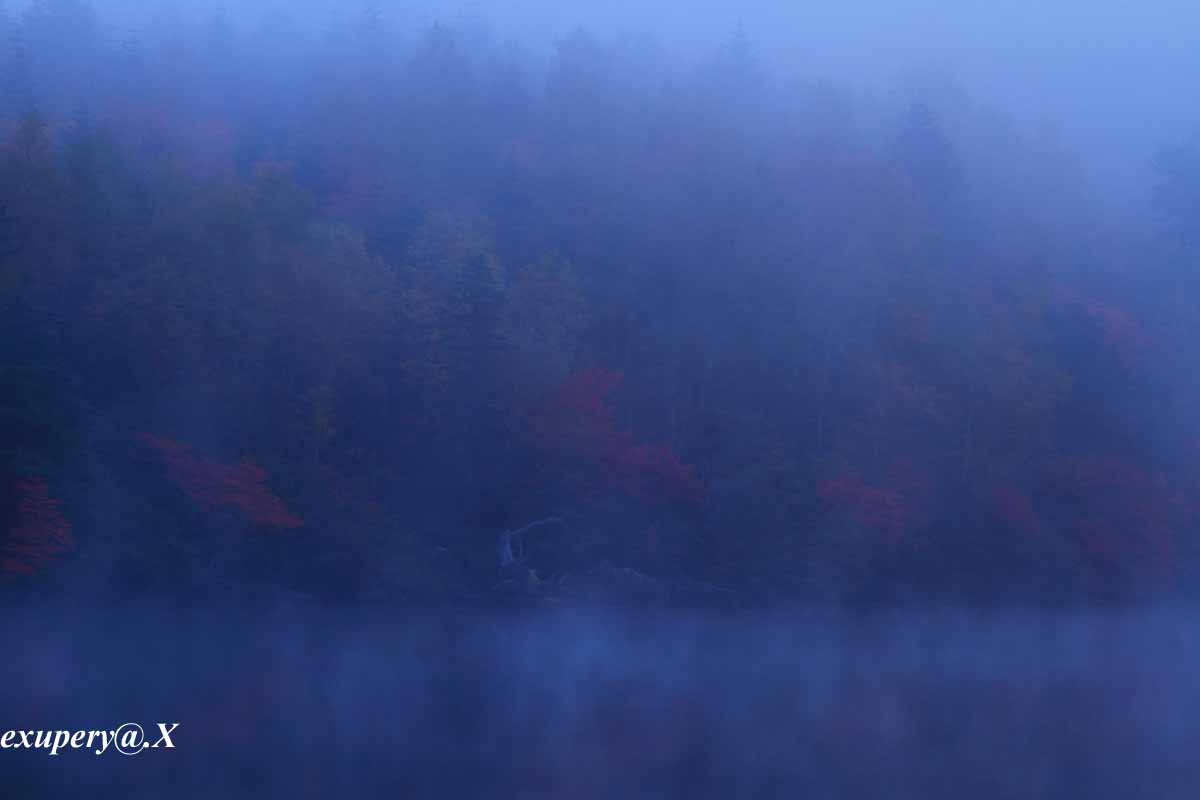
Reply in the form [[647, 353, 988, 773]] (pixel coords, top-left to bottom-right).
[[3, 0, 1200, 608]]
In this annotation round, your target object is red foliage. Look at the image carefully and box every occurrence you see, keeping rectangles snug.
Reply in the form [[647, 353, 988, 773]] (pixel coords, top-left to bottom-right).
[[1056, 289, 1149, 362], [818, 472, 906, 542], [1081, 301, 1148, 357], [1041, 456, 1176, 579], [138, 434, 303, 529], [989, 484, 1041, 535], [530, 369, 706, 506], [2, 478, 76, 577]]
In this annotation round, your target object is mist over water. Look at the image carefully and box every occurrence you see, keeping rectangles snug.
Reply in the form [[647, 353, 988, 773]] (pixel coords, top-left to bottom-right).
[[5, 0, 1200, 794], [3, 604, 1199, 797]]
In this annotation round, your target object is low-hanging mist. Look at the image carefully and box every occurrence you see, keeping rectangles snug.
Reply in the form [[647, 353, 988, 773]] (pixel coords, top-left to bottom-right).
[[4, 604, 1200, 797], [4, 1, 1200, 792]]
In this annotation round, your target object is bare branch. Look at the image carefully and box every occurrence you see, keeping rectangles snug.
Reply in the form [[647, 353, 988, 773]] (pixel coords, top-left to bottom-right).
[[497, 517, 565, 569]]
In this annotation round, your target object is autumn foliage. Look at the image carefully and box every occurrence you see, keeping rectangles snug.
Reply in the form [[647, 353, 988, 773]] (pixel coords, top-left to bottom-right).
[[2, 477, 75, 577], [5, 4, 1200, 605], [818, 472, 907, 542], [1041, 456, 1178, 579], [137, 434, 303, 529], [1056, 289, 1150, 363], [530, 369, 706, 507], [989, 484, 1041, 535]]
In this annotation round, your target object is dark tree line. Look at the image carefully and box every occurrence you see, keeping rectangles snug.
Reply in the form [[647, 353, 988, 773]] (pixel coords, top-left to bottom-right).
[[3, 0, 1200, 606]]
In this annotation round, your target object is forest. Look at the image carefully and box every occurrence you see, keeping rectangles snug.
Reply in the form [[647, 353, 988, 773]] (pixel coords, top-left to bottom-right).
[[3, 0, 1200, 609]]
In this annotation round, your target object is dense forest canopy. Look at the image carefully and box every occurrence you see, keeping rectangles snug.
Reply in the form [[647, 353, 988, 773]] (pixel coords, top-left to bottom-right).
[[3, 0, 1200, 606]]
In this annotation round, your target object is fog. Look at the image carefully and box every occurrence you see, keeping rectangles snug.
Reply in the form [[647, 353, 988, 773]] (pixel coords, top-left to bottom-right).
[[6, 604, 1200, 797], [14, 0, 1200, 212], [4, 0, 1200, 794]]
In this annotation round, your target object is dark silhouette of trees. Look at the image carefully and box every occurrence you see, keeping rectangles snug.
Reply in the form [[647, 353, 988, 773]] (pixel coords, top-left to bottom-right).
[[0, 2, 1196, 604]]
